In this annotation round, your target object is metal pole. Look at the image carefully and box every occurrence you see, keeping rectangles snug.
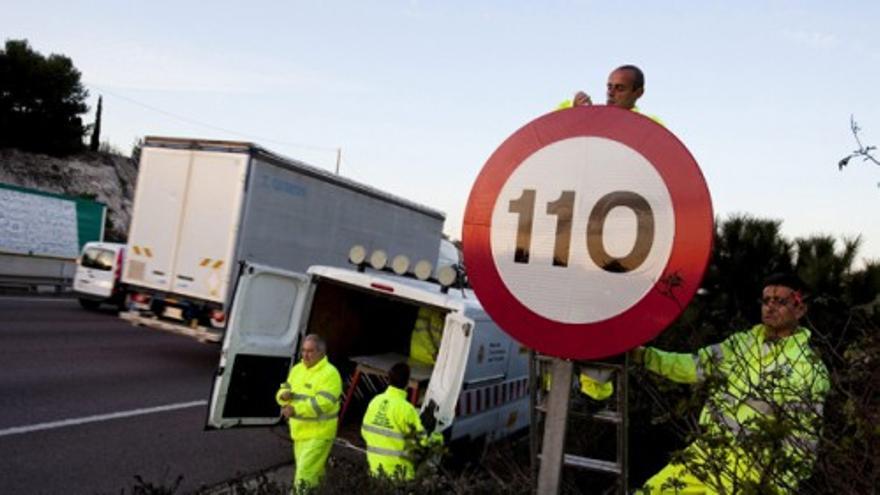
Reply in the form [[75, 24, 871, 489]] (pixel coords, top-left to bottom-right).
[[335, 148, 341, 174], [537, 358, 573, 494]]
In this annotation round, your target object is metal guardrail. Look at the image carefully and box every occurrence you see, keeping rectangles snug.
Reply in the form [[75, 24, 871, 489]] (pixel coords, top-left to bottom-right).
[[0, 273, 72, 294], [0, 252, 75, 294]]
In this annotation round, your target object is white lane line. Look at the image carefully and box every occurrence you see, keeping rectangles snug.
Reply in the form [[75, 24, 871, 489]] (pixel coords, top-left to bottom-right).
[[0, 400, 208, 438]]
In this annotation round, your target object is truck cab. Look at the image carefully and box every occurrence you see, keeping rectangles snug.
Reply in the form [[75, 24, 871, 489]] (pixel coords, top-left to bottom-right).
[[206, 260, 530, 450], [73, 241, 127, 310]]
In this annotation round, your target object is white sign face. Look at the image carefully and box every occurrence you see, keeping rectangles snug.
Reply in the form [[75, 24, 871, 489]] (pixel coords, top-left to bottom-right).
[[488, 137, 675, 324], [0, 188, 79, 258]]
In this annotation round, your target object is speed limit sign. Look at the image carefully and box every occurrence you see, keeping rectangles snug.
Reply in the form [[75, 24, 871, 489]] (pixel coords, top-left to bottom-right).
[[463, 106, 713, 359]]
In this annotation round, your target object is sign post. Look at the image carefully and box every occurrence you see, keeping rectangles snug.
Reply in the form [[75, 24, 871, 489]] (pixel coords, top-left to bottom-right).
[[463, 106, 713, 492]]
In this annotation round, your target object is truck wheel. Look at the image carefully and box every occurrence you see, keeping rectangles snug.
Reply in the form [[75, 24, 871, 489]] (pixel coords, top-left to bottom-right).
[[78, 298, 101, 310]]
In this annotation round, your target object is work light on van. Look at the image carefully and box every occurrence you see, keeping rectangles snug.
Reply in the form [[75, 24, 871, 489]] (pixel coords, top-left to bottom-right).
[[369, 250, 388, 270], [413, 260, 433, 281], [348, 245, 367, 265], [437, 265, 457, 287], [391, 255, 410, 275]]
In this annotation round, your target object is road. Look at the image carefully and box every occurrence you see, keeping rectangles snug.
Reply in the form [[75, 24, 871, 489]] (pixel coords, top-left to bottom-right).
[[0, 296, 292, 495]]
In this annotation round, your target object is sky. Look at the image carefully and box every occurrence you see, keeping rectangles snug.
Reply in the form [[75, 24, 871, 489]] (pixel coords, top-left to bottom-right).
[[3, 0, 879, 264]]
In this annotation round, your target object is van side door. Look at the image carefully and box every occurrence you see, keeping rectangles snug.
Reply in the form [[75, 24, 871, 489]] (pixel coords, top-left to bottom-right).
[[421, 312, 474, 432], [206, 263, 310, 429]]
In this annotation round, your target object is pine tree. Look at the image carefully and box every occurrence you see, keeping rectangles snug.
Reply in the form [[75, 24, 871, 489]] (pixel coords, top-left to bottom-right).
[[89, 95, 102, 152], [0, 39, 89, 155]]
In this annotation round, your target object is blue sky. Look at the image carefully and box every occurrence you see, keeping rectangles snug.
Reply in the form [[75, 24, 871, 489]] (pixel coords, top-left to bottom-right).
[[3, 1, 879, 263]]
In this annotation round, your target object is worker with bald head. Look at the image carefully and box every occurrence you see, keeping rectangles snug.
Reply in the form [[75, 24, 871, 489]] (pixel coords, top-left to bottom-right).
[[559, 64, 661, 124]]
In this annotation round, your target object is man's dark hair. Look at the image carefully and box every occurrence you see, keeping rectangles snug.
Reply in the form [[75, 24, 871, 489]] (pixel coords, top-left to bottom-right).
[[763, 272, 807, 294], [389, 363, 411, 389], [616, 64, 645, 90]]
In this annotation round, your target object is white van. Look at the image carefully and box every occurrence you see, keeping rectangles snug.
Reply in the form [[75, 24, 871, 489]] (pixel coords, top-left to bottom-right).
[[73, 242, 127, 310], [205, 261, 531, 451]]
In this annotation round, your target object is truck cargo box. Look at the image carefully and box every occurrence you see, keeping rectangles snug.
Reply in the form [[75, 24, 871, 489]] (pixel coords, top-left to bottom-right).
[[122, 137, 445, 339]]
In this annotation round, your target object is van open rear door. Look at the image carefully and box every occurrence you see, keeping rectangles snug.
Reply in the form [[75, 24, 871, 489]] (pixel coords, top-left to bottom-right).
[[421, 312, 473, 432], [206, 263, 310, 429]]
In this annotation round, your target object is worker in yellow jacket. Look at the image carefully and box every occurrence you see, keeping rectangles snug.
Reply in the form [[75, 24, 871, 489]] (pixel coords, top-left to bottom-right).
[[558, 64, 661, 126], [409, 306, 445, 366], [634, 273, 829, 494], [276, 334, 342, 491], [559, 64, 660, 402], [361, 362, 442, 480]]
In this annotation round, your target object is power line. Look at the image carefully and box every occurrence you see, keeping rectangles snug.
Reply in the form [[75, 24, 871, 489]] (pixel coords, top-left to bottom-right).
[[84, 82, 340, 155]]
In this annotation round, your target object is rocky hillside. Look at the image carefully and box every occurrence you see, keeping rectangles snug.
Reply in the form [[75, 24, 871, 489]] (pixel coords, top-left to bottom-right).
[[0, 148, 137, 241]]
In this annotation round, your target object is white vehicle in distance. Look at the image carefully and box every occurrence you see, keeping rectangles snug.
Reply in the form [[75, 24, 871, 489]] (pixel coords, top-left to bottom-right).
[[73, 241, 127, 310]]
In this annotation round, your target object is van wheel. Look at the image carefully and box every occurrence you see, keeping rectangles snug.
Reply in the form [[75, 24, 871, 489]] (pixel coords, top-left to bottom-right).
[[116, 293, 131, 313], [79, 298, 101, 310]]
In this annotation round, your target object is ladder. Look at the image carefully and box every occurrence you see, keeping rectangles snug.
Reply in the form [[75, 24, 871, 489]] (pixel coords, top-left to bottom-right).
[[530, 353, 629, 494]]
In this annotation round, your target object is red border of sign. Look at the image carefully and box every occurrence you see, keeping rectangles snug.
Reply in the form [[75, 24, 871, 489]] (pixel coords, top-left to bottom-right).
[[463, 106, 713, 359]]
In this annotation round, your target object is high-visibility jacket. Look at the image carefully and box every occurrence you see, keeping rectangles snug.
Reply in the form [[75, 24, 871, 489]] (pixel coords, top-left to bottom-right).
[[643, 324, 829, 492], [361, 385, 439, 480], [579, 367, 614, 401], [276, 356, 342, 441], [409, 307, 444, 366], [557, 100, 664, 126], [540, 365, 614, 401]]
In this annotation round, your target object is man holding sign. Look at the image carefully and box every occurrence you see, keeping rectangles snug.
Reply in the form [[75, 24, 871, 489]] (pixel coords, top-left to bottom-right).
[[633, 273, 829, 494], [559, 64, 661, 125], [559, 64, 662, 402]]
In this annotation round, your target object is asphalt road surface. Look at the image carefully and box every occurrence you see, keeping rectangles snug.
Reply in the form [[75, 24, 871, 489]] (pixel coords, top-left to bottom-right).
[[0, 296, 292, 494]]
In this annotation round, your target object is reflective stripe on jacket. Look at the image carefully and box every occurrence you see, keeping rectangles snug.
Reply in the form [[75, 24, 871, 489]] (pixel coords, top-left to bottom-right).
[[361, 386, 427, 480], [643, 324, 829, 485], [276, 355, 342, 441]]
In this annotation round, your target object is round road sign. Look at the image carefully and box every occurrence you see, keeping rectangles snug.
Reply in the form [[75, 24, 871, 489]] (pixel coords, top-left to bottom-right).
[[463, 106, 713, 360]]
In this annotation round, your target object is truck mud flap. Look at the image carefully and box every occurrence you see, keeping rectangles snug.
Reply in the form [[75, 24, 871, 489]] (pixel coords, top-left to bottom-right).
[[118, 310, 223, 343]]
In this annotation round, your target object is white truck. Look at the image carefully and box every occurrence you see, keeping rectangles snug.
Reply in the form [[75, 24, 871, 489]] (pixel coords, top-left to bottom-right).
[[120, 137, 445, 342], [205, 258, 531, 451]]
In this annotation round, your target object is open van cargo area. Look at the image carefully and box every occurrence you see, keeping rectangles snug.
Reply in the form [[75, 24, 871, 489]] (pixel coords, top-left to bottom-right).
[[208, 263, 529, 450], [306, 276, 449, 431]]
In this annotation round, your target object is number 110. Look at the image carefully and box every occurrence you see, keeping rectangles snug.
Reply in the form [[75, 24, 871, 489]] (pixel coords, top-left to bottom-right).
[[507, 189, 655, 273]]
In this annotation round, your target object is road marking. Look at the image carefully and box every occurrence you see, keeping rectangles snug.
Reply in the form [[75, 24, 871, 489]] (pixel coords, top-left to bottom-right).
[[0, 400, 208, 438]]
